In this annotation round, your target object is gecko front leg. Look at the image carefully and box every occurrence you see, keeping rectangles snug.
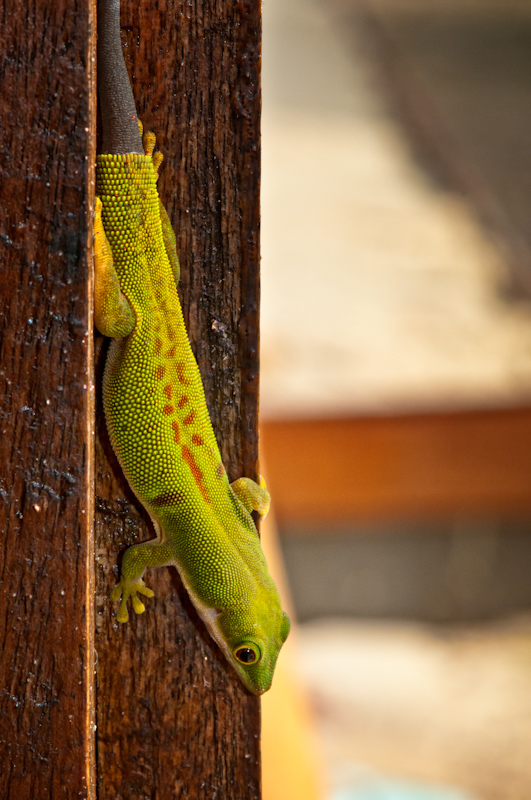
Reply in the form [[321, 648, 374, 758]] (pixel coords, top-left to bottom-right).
[[110, 539, 176, 623]]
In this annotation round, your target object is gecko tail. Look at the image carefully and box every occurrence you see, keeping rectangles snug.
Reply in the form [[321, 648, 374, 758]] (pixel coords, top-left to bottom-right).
[[98, 0, 144, 155]]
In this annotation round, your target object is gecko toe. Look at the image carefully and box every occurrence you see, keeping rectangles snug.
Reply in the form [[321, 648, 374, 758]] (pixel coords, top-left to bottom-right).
[[132, 596, 146, 615], [110, 583, 122, 602], [116, 600, 129, 623], [136, 583, 155, 598]]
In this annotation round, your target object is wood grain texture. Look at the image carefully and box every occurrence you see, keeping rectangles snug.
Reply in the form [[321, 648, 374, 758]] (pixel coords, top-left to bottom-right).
[[0, 0, 96, 798], [262, 408, 531, 524], [95, 1, 262, 798]]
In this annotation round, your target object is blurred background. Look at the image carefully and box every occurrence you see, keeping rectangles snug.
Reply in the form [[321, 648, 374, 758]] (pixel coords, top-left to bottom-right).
[[258, 1, 531, 799]]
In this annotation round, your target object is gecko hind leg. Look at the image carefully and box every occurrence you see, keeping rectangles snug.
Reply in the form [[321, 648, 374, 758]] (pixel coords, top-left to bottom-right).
[[138, 122, 181, 286], [94, 196, 135, 338], [111, 540, 175, 623], [231, 476, 271, 520]]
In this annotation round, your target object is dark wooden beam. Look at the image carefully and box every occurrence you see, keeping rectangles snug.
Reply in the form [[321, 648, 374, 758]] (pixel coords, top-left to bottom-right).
[[94, 2, 262, 798], [262, 408, 531, 525], [0, 0, 96, 796]]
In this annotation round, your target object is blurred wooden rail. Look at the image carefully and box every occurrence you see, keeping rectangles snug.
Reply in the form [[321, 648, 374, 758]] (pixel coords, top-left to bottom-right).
[[261, 407, 531, 525]]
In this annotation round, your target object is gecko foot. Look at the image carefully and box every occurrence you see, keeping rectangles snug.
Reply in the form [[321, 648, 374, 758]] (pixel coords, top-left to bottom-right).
[[231, 476, 271, 520], [110, 578, 155, 623], [139, 124, 164, 178]]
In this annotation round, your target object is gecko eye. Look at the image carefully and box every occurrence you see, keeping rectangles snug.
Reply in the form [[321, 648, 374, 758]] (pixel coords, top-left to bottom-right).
[[234, 642, 261, 665]]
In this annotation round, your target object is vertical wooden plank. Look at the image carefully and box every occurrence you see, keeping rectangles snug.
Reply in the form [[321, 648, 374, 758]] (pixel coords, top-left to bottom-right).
[[0, 0, 96, 798], [95, 1, 262, 797]]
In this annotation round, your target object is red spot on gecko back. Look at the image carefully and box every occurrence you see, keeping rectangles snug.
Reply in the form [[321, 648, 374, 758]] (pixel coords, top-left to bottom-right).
[[163, 384, 172, 400], [178, 395, 188, 409], [176, 362, 189, 385], [154, 338, 162, 355], [172, 421, 180, 443], [183, 411, 196, 425], [182, 445, 209, 503], [154, 365, 165, 381], [191, 434, 204, 446], [167, 345, 176, 358], [162, 404, 174, 415]]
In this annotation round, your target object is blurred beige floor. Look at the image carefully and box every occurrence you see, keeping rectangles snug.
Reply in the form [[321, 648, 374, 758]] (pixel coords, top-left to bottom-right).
[[261, 0, 531, 418], [298, 617, 531, 800]]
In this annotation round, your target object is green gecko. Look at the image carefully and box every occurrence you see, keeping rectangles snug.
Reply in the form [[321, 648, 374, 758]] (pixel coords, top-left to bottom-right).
[[94, 0, 289, 694]]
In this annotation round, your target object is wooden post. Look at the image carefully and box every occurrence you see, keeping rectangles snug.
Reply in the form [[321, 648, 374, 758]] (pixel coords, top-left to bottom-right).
[[0, 0, 96, 797], [94, 1, 262, 798], [1, 0, 262, 797]]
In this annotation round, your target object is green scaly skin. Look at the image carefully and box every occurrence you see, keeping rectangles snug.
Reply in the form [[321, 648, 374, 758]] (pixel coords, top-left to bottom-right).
[[94, 131, 289, 695]]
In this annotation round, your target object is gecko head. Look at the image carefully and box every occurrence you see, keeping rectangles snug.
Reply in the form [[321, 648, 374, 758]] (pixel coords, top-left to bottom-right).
[[215, 601, 291, 695]]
